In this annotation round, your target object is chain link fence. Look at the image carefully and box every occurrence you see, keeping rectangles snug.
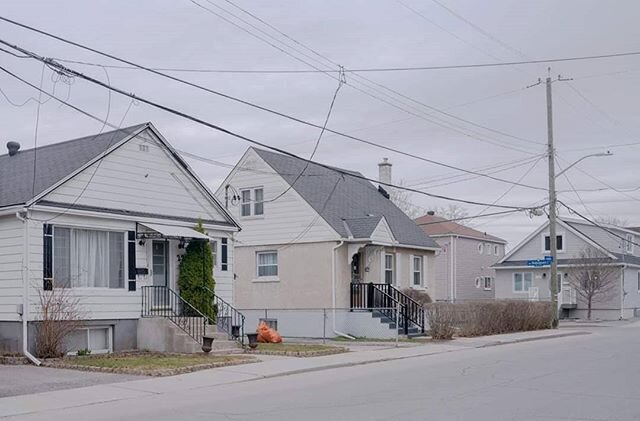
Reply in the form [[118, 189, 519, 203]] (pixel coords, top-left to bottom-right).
[[238, 307, 404, 342]]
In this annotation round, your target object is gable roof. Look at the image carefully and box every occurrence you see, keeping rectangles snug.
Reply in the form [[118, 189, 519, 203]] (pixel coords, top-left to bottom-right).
[[0, 123, 146, 208], [252, 148, 438, 249], [415, 213, 506, 243]]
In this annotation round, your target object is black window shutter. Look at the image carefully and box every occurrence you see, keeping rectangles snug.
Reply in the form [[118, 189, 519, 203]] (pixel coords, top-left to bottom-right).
[[127, 231, 136, 291], [544, 236, 551, 251], [43, 224, 53, 290], [221, 238, 228, 271]]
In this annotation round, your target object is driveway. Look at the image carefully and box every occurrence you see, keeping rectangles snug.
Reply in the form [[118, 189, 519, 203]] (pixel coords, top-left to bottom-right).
[[0, 365, 138, 398]]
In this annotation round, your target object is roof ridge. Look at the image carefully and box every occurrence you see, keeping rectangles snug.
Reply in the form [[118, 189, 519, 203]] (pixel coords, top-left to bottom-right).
[[0, 123, 148, 158]]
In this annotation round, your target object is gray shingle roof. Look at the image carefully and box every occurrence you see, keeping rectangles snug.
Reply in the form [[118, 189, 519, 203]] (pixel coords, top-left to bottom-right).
[[253, 148, 438, 249], [0, 124, 146, 208], [343, 216, 383, 239]]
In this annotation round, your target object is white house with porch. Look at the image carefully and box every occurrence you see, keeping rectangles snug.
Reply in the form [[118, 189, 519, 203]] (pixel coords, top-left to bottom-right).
[[493, 218, 640, 320], [0, 123, 242, 360]]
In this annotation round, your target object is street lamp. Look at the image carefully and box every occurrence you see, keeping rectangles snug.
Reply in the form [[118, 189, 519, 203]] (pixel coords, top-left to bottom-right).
[[548, 150, 612, 328]]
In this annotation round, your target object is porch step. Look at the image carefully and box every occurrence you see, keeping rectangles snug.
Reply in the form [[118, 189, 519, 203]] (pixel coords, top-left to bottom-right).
[[138, 318, 241, 354]]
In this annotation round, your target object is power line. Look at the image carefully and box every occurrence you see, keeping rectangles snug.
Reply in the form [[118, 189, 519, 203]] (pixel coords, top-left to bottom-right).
[[187, 2, 542, 151], [415, 208, 531, 226], [0, 60, 543, 211], [0, 48, 547, 192], [0, 19, 546, 182]]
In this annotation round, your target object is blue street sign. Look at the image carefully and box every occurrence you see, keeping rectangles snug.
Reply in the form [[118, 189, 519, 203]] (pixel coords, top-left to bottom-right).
[[527, 256, 553, 267]]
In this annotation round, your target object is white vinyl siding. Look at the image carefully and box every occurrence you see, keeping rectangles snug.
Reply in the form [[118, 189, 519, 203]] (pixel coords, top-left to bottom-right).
[[43, 128, 226, 222], [257, 251, 278, 277]]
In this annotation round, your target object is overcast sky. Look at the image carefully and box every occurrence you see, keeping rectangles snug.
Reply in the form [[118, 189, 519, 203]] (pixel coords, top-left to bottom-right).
[[2, 0, 640, 248]]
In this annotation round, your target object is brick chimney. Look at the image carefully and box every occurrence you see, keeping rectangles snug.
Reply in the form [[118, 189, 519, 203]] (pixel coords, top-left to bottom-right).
[[378, 157, 392, 185]]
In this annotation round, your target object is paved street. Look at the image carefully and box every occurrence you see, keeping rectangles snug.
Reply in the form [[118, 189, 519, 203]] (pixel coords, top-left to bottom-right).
[[3, 322, 640, 420]]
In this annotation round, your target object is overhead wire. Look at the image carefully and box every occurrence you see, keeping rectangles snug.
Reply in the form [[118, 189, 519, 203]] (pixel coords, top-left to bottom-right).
[[0, 18, 549, 184], [0, 55, 543, 211]]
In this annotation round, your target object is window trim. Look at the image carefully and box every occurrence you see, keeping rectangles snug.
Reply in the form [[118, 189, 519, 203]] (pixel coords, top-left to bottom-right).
[[411, 255, 423, 287], [483, 276, 493, 291], [256, 250, 278, 279], [221, 238, 228, 271], [542, 232, 565, 253], [384, 253, 395, 284], [477, 243, 484, 254], [52, 225, 127, 290], [239, 187, 265, 218], [513, 272, 533, 293], [485, 243, 492, 255], [493, 244, 499, 256], [254, 187, 264, 216], [625, 233, 635, 254]]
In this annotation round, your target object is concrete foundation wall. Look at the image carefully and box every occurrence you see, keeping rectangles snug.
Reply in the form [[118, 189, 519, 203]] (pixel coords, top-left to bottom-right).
[[239, 309, 397, 340], [0, 319, 137, 355]]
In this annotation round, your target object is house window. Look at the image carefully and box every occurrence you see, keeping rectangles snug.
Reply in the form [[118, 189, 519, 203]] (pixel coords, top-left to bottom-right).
[[384, 253, 395, 284], [483, 276, 493, 290], [254, 188, 264, 216], [475, 277, 481, 288], [513, 272, 533, 292], [211, 241, 217, 267], [241, 190, 251, 217], [494, 245, 499, 256], [477, 243, 484, 254], [625, 234, 634, 254], [412, 256, 423, 287], [544, 234, 564, 252], [53, 227, 124, 288], [221, 238, 228, 271], [66, 326, 112, 354], [637, 271, 640, 292], [240, 188, 264, 217], [485, 243, 492, 255], [257, 251, 278, 277]]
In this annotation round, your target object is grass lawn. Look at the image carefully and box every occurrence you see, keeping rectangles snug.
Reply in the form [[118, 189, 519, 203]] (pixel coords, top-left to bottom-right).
[[66, 354, 244, 370]]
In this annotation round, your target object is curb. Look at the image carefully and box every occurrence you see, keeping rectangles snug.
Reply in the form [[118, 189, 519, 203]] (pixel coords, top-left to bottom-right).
[[239, 330, 592, 381]]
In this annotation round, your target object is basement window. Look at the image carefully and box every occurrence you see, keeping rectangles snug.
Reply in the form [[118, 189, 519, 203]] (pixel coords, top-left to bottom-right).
[[66, 326, 112, 355]]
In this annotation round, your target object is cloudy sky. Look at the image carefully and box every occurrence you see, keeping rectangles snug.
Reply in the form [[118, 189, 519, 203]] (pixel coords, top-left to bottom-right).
[[2, 0, 640, 247]]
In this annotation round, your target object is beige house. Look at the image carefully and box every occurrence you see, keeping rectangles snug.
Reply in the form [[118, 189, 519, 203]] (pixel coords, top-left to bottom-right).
[[216, 148, 439, 338], [416, 212, 506, 302]]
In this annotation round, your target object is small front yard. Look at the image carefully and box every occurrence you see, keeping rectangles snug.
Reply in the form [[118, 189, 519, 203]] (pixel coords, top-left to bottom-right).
[[246, 343, 347, 357], [44, 353, 256, 376]]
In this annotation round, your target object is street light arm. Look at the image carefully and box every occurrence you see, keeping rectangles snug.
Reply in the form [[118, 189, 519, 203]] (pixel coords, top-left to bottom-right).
[[555, 152, 612, 178]]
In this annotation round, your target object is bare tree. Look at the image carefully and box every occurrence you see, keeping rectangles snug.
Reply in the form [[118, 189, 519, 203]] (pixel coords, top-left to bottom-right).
[[432, 204, 469, 225], [35, 287, 85, 358], [595, 216, 628, 228], [388, 181, 424, 219], [566, 247, 619, 320]]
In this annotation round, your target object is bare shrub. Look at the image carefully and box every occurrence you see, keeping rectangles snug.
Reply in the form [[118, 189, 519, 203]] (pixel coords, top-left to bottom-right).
[[424, 303, 457, 339], [35, 287, 85, 358], [456, 301, 552, 337], [402, 288, 432, 306]]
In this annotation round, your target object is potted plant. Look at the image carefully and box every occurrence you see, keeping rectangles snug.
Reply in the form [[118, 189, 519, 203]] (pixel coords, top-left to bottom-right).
[[202, 335, 215, 353], [246, 332, 258, 349]]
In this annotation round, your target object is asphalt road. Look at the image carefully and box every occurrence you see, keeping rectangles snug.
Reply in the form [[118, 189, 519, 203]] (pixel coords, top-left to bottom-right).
[[7, 322, 640, 420]]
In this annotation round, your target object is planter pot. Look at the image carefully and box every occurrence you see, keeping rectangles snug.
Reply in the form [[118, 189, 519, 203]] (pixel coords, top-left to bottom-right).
[[246, 333, 258, 349], [202, 335, 215, 353], [231, 325, 241, 338]]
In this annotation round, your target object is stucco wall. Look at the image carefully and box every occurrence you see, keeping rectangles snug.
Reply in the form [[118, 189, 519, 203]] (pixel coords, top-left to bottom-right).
[[234, 241, 336, 309]]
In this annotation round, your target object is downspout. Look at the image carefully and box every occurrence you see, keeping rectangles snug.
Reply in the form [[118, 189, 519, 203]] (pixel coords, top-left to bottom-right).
[[16, 210, 41, 366], [449, 236, 454, 301], [620, 265, 625, 320], [331, 240, 354, 339]]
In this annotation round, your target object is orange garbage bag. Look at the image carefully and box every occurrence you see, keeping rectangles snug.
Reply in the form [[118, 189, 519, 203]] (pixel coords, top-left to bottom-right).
[[256, 321, 282, 343]]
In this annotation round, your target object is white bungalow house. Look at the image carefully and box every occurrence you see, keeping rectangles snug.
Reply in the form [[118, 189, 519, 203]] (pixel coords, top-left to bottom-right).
[[216, 148, 439, 338], [0, 123, 241, 360], [493, 217, 640, 320]]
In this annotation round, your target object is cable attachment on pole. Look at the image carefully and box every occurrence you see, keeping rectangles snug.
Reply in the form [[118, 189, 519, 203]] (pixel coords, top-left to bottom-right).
[[338, 65, 347, 85]]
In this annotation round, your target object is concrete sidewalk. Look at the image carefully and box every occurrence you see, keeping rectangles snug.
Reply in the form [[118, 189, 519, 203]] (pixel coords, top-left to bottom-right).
[[0, 328, 590, 419]]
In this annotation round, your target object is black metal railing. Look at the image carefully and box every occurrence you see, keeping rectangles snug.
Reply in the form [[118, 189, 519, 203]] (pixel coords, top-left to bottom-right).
[[141, 286, 207, 345], [201, 286, 245, 346], [350, 282, 425, 334]]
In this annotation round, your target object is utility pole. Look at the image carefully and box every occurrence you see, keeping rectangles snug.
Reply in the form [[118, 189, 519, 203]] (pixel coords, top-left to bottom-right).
[[545, 72, 559, 329], [529, 68, 571, 329]]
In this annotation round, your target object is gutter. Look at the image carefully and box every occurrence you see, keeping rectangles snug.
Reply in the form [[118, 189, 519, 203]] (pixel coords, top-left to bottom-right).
[[15, 210, 41, 366], [331, 240, 354, 339]]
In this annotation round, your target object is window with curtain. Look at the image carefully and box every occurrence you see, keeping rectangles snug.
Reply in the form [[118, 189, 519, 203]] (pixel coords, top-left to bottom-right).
[[257, 251, 278, 277], [53, 227, 125, 288]]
